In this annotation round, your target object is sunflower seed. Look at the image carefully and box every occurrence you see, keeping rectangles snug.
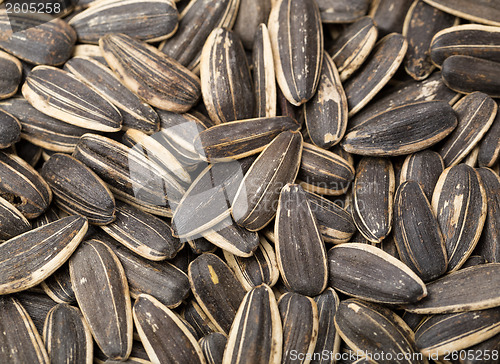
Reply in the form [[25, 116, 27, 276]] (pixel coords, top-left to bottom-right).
[[304, 53, 348, 149], [328, 243, 427, 304], [432, 164, 487, 271], [72, 44, 105, 61], [232, 130, 303, 231], [0, 109, 20, 150], [189, 253, 246, 335], [14, 291, 57, 335], [422, 0, 500, 26], [199, 332, 227, 364], [40, 263, 75, 304], [100, 33, 201, 112], [253, 23, 277, 118], [43, 304, 93, 364], [478, 105, 500, 167], [187, 237, 218, 254], [311, 288, 340, 364], [223, 284, 282, 364], [0, 295, 50, 364], [233, 0, 271, 49], [68, 0, 178, 44], [200, 27, 255, 124], [400, 150, 445, 201], [316, 0, 370, 23], [201, 220, 260, 257], [183, 299, 219, 338], [268, 0, 323, 106], [275, 184, 328, 296], [369, 0, 413, 37], [69, 239, 133, 361], [133, 294, 206, 364], [344, 33, 407, 116], [0, 215, 87, 294], [334, 299, 424, 364], [0, 195, 30, 241], [0, 50, 21, 99]]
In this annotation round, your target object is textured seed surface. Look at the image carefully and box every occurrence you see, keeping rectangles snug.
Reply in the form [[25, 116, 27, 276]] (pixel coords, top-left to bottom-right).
[[253, 23, 277, 118], [40, 263, 75, 304], [0, 50, 22, 100], [422, 0, 500, 26], [199, 332, 227, 364], [400, 150, 445, 201], [0, 195, 30, 241], [311, 288, 340, 364]]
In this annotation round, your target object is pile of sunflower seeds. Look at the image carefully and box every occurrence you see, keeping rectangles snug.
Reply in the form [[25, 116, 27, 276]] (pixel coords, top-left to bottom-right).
[[0, 0, 500, 363]]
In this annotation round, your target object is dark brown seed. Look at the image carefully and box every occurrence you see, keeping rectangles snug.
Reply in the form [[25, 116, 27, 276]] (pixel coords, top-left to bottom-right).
[[232, 130, 303, 231], [194, 116, 300, 162], [222, 284, 282, 364], [402, 0, 457, 80], [233, 0, 272, 49], [311, 288, 340, 364], [369, 0, 414, 37], [335, 299, 424, 364], [201, 220, 260, 257], [344, 33, 407, 116], [188, 253, 246, 335], [432, 164, 487, 271], [328, 243, 427, 304], [275, 184, 328, 297], [0, 12, 76, 65], [316, 0, 370, 23], [68, 0, 178, 44], [16, 140, 43, 167], [14, 291, 57, 335], [43, 304, 93, 364], [200, 28, 255, 124], [442, 56, 500, 98], [400, 150, 445, 201], [268, 0, 324, 106], [199, 332, 227, 364], [415, 307, 500, 357], [343, 101, 457, 156], [0, 50, 22, 99], [0, 295, 50, 364], [40, 263, 75, 304], [41, 153, 116, 225], [351, 157, 395, 243], [422, 0, 500, 26], [69, 239, 133, 361], [133, 294, 205, 364], [183, 299, 218, 338], [99, 33, 201, 112], [0, 109, 20, 149], [0, 215, 87, 294], [478, 104, 500, 167], [0, 195, 30, 241], [304, 53, 348, 149]]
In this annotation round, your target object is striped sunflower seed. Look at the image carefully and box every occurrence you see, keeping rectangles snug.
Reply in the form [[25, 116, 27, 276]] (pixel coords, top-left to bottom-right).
[[334, 299, 424, 364], [328, 243, 427, 304], [231, 130, 303, 231], [200, 27, 255, 124], [0, 108, 21, 149], [0, 12, 76, 65], [393, 181, 448, 282], [0, 150, 52, 218], [69, 239, 133, 361], [0, 195, 30, 241], [252, 23, 277, 118], [351, 157, 395, 243], [188, 253, 246, 335], [68, 0, 178, 44], [311, 288, 341, 364], [199, 332, 227, 364], [201, 220, 260, 257], [400, 150, 445, 201], [478, 105, 500, 167], [16, 140, 42, 167], [100, 33, 201, 112], [279, 293, 319, 364], [422, 0, 500, 26], [432, 164, 487, 271], [369, 0, 414, 37], [14, 291, 57, 335], [41, 153, 116, 225], [0, 295, 50, 364], [43, 304, 93, 364], [222, 284, 282, 364], [186, 237, 217, 255], [158, 0, 240, 73], [462, 255, 488, 268], [0, 50, 22, 99], [72, 44, 106, 61], [133, 294, 206, 364], [316, 0, 370, 23], [183, 299, 219, 338], [0, 215, 87, 295], [275, 184, 328, 296], [268, 0, 323, 106], [233, 0, 272, 49], [304, 53, 348, 149], [329, 17, 378, 81], [40, 263, 75, 304]]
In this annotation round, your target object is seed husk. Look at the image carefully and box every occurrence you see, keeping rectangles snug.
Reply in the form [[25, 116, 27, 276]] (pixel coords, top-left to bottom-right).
[[99, 33, 201, 113], [201, 220, 260, 257], [0, 50, 22, 99], [40, 263, 75, 304], [329, 17, 378, 82], [183, 299, 219, 339], [369, 0, 414, 37], [400, 150, 445, 201], [222, 284, 282, 364], [268, 0, 324, 106], [43, 304, 93, 364], [200, 27, 255, 124], [311, 288, 341, 364], [344, 33, 407, 116], [0, 295, 50, 364], [316, 0, 370, 23], [232, 130, 303, 231], [304, 53, 348, 149], [188, 253, 246, 335], [275, 184, 328, 297], [158, 0, 240, 73], [0, 109, 21, 149], [186, 237, 217, 255], [0, 215, 87, 295], [393, 181, 448, 282], [351, 157, 395, 243], [478, 106, 500, 167], [133, 294, 206, 364], [14, 291, 57, 335], [334, 299, 424, 364], [69, 239, 133, 361], [432, 164, 487, 271], [0, 195, 30, 241], [0, 150, 52, 218], [402, 0, 457, 80], [415, 307, 500, 357], [233, 0, 271, 49], [441, 56, 500, 98], [253, 23, 277, 118], [199, 332, 227, 364], [0, 12, 76, 65], [328, 243, 427, 304], [421, 0, 500, 26], [69, 0, 178, 44]]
